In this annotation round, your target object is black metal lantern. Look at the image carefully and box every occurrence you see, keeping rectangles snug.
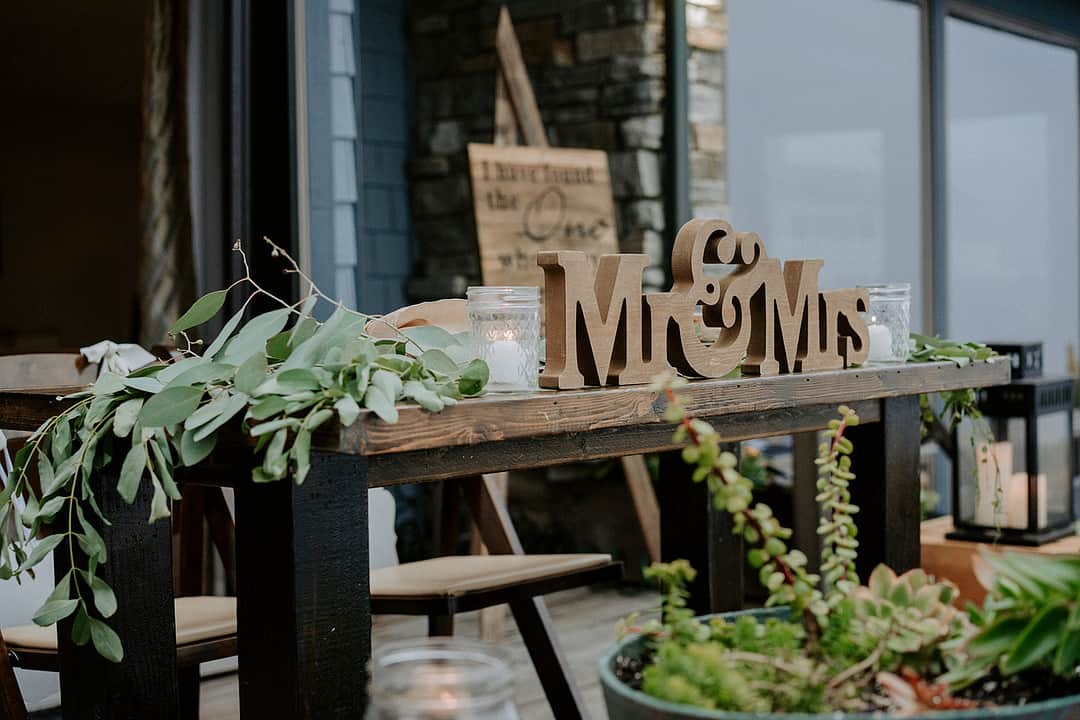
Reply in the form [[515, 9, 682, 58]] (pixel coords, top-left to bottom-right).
[[948, 376, 1076, 546]]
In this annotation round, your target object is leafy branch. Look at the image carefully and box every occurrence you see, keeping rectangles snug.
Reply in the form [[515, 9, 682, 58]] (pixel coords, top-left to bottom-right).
[[0, 239, 489, 661]]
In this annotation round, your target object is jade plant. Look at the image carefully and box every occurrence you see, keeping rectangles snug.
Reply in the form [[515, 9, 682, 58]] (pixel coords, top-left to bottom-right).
[[0, 239, 488, 662], [617, 373, 1080, 714]]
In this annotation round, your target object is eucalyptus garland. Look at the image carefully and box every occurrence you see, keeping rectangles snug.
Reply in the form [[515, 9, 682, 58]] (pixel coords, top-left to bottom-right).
[[0, 240, 488, 661]]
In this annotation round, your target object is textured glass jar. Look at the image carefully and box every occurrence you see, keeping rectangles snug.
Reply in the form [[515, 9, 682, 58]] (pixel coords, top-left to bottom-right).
[[367, 639, 520, 720], [466, 287, 540, 392], [859, 283, 911, 363]]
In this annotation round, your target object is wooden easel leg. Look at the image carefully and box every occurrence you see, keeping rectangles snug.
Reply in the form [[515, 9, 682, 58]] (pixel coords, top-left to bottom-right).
[[621, 455, 660, 564], [468, 474, 509, 642], [460, 475, 590, 720]]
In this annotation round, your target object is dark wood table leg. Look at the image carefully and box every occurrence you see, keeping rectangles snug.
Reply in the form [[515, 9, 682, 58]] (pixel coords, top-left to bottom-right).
[[56, 466, 179, 720], [461, 475, 590, 720], [847, 395, 922, 580], [236, 451, 370, 719], [658, 446, 743, 615], [791, 432, 822, 574]]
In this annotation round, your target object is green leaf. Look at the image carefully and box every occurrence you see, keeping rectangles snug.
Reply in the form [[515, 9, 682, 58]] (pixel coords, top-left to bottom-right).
[[36, 496, 67, 522], [123, 376, 164, 394], [89, 617, 124, 662], [363, 385, 398, 423], [265, 331, 292, 362], [91, 372, 125, 396], [34, 598, 78, 626], [235, 353, 268, 395], [249, 417, 301, 437], [87, 574, 118, 619], [148, 439, 180, 501], [192, 392, 249, 442], [248, 396, 287, 421], [37, 454, 57, 495], [967, 615, 1030, 659], [51, 419, 71, 465], [334, 395, 361, 427], [180, 427, 218, 466], [138, 386, 205, 428], [1054, 626, 1080, 675], [148, 477, 171, 523], [113, 398, 144, 438], [262, 428, 289, 479], [75, 505, 107, 563], [170, 290, 228, 335], [164, 362, 235, 389], [17, 534, 64, 573], [419, 349, 460, 376], [457, 359, 489, 396], [371, 369, 402, 401], [117, 443, 147, 504], [1002, 603, 1069, 674], [205, 307, 245, 359], [403, 380, 444, 412], [402, 325, 458, 351], [293, 428, 312, 485], [276, 368, 320, 392], [155, 357, 204, 385], [71, 605, 92, 646], [290, 316, 318, 349], [221, 308, 290, 364]]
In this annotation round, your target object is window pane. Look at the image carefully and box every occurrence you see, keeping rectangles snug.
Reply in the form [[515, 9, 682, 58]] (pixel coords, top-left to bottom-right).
[[726, 0, 923, 326], [946, 19, 1079, 373]]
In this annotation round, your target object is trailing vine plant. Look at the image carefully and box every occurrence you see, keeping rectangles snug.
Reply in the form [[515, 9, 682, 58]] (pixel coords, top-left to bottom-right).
[[0, 239, 489, 661], [627, 375, 978, 713], [909, 334, 1003, 529]]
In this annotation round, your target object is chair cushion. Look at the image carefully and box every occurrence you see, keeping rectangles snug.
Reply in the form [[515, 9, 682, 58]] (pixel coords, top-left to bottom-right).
[[371, 553, 612, 598], [2, 596, 236, 652]]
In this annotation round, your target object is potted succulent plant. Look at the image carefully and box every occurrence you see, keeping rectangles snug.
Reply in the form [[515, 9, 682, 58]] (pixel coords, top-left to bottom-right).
[[599, 375, 1080, 718]]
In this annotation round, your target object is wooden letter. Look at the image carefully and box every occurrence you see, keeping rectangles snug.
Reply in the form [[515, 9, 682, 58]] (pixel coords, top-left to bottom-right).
[[538, 251, 649, 389]]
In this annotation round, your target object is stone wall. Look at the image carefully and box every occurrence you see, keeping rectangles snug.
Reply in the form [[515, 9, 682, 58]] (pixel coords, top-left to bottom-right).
[[405, 0, 671, 299]]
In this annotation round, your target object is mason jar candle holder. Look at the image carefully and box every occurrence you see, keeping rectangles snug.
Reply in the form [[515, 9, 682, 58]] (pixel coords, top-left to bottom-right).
[[367, 638, 520, 719], [466, 286, 540, 392], [858, 283, 911, 363]]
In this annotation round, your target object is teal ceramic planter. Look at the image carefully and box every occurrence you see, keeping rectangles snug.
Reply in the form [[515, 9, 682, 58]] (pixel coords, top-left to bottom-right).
[[599, 608, 1080, 720]]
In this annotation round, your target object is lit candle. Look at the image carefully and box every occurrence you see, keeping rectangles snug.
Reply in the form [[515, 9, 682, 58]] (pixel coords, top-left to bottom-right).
[[487, 338, 529, 388], [866, 323, 894, 362], [1004, 472, 1048, 530]]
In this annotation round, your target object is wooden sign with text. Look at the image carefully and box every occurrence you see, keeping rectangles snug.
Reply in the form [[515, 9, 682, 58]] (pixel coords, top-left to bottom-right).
[[468, 143, 619, 288], [539, 218, 871, 388]]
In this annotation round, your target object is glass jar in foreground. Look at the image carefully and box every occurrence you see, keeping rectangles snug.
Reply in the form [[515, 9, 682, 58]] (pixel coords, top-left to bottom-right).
[[367, 639, 520, 720], [859, 283, 911, 363], [466, 286, 540, 392]]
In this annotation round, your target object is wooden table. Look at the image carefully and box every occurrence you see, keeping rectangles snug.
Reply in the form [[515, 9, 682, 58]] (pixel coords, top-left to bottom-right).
[[921, 515, 1080, 605], [0, 358, 1010, 719]]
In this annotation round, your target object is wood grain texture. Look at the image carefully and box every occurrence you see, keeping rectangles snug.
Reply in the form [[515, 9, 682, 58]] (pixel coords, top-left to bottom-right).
[[342, 359, 1010, 456], [0, 361, 1009, 451], [621, 456, 660, 564], [236, 451, 370, 720], [363, 400, 882, 487], [55, 464, 180, 720], [847, 395, 923, 578], [494, 6, 547, 148], [468, 143, 619, 288]]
